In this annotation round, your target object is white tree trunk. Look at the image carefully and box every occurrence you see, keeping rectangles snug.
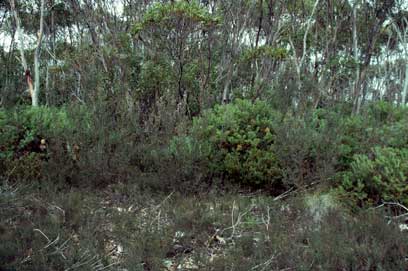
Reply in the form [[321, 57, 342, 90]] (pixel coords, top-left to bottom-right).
[[352, 0, 361, 113], [32, 0, 45, 107], [392, 18, 408, 106], [403, 62, 408, 105], [9, 0, 27, 71], [9, 0, 45, 107]]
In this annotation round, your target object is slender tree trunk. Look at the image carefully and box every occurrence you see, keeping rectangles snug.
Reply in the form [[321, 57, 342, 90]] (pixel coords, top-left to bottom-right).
[[9, 0, 32, 99], [403, 62, 408, 105], [250, 0, 264, 90], [352, 1, 360, 113], [9, 0, 27, 71], [222, 63, 233, 104], [32, 0, 45, 107], [392, 19, 408, 105], [10, 0, 45, 106]]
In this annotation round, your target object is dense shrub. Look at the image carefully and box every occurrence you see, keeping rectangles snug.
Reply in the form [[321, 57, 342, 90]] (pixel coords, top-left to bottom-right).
[[340, 147, 408, 205], [0, 106, 79, 182], [0, 102, 204, 191], [0, 104, 139, 187], [185, 99, 283, 188], [335, 102, 408, 171], [274, 109, 340, 187]]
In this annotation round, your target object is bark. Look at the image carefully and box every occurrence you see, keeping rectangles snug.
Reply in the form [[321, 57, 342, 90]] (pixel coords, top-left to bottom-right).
[[9, 0, 27, 71], [9, 0, 45, 106], [352, 0, 360, 113], [392, 18, 408, 105], [32, 0, 45, 107], [403, 63, 408, 105], [353, 0, 396, 113], [250, 0, 264, 90]]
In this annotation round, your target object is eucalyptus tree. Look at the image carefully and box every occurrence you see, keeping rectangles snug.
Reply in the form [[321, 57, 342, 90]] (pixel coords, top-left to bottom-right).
[[351, 0, 397, 113], [9, 0, 46, 107], [391, 13, 408, 105], [133, 1, 219, 116]]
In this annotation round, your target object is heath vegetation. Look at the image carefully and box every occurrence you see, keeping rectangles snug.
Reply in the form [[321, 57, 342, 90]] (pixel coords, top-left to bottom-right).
[[1, 0, 408, 270]]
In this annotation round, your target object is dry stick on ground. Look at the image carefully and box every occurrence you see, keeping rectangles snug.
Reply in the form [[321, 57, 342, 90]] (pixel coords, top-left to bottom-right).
[[250, 256, 276, 271], [149, 191, 174, 230], [33, 229, 69, 260], [65, 248, 119, 271], [373, 202, 408, 220], [207, 201, 255, 247]]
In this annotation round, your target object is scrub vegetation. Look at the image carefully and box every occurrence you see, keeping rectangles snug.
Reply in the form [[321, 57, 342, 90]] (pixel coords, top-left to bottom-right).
[[1, 0, 408, 270]]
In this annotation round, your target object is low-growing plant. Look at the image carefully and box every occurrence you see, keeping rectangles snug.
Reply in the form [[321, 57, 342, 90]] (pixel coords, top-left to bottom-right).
[[340, 147, 408, 206], [275, 109, 340, 187], [187, 99, 283, 189]]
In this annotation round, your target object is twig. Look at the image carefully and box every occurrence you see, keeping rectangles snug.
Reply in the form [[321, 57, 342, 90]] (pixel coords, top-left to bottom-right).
[[250, 255, 277, 270], [273, 187, 294, 201], [34, 228, 51, 243]]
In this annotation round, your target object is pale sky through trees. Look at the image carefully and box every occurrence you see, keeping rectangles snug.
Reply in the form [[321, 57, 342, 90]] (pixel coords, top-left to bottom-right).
[[1, 0, 408, 50]]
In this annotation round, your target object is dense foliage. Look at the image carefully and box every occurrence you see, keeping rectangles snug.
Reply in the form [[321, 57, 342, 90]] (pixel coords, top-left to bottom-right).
[[190, 99, 282, 186]]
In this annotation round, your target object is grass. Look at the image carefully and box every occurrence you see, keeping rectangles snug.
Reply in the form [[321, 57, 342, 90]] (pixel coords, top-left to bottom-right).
[[1, 180, 407, 271]]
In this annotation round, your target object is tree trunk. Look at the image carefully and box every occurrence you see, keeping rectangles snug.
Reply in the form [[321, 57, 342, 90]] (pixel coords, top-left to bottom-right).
[[9, 0, 45, 107], [352, 1, 360, 113], [402, 62, 408, 105], [32, 0, 45, 107]]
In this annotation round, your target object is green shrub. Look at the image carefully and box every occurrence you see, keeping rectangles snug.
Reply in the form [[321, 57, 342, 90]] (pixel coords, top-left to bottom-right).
[[275, 109, 340, 187], [340, 147, 408, 205], [336, 115, 372, 171], [366, 100, 407, 123], [0, 106, 78, 182], [335, 102, 408, 172], [188, 99, 283, 187]]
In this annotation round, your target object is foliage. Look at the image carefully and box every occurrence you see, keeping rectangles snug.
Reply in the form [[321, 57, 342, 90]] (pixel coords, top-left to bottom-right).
[[340, 147, 408, 206], [275, 109, 340, 187], [188, 99, 283, 188], [0, 106, 82, 181], [133, 0, 220, 34], [240, 46, 289, 62]]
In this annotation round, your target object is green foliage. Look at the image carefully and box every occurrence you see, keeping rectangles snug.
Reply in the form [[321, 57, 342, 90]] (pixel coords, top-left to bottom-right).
[[240, 46, 289, 62], [138, 59, 174, 99], [366, 100, 407, 123], [275, 109, 340, 187], [340, 147, 408, 205], [336, 102, 408, 171], [133, 1, 220, 34], [0, 106, 85, 182], [190, 99, 282, 187]]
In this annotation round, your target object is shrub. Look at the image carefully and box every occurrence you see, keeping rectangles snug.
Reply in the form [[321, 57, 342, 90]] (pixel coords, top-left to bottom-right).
[[366, 100, 407, 123], [340, 147, 408, 206], [335, 102, 408, 172], [274, 109, 340, 187], [188, 99, 283, 188], [0, 106, 78, 182], [336, 115, 373, 171]]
